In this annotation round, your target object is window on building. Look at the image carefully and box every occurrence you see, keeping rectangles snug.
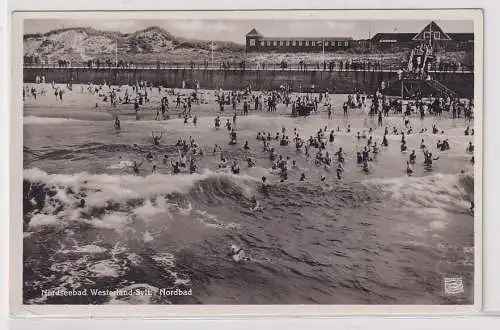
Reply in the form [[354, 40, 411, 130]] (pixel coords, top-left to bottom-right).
[[261, 41, 265, 46], [344, 41, 348, 46], [305, 40, 309, 46], [311, 41, 316, 46], [298, 40, 302, 46], [292, 40, 296, 46], [424, 32, 431, 40], [249, 39, 255, 46], [325, 41, 330, 46], [434, 31, 440, 39], [273, 40, 277, 46]]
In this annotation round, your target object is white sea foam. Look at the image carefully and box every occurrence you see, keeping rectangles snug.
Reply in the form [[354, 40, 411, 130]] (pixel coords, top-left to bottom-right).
[[74, 244, 108, 254], [108, 160, 134, 170], [24, 167, 256, 232], [366, 172, 471, 211], [88, 260, 122, 278], [29, 213, 59, 228], [25, 168, 257, 208], [143, 231, 154, 242], [366, 172, 472, 230], [24, 116, 90, 125]]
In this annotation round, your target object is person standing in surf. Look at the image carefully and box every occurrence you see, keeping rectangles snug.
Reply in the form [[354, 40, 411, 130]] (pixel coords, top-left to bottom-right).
[[152, 132, 163, 146], [114, 116, 121, 130]]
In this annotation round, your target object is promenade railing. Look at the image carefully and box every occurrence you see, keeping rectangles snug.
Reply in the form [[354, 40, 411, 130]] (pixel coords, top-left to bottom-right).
[[23, 61, 473, 73]]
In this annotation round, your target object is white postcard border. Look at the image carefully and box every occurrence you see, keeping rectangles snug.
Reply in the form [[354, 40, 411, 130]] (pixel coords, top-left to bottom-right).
[[8, 8, 484, 318]]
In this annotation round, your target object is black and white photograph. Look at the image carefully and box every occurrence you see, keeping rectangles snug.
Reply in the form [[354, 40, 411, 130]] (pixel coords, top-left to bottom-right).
[[17, 10, 481, 308]]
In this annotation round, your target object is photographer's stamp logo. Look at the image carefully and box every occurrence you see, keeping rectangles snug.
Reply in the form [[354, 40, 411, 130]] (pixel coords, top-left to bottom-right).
[[444, 277, 464, 295]]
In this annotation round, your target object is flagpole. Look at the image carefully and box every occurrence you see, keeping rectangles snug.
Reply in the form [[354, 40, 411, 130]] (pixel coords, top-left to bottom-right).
[[211, 40, 214, 67], [115, 39, 118, 67], [322, 39, 325, 67]]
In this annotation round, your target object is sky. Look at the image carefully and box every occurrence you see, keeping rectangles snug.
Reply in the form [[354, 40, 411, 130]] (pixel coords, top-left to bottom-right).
[[24, 19, 474, 43]]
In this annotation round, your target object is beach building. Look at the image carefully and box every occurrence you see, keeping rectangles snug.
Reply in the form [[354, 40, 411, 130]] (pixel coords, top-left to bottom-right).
[[245, 28, 353, 53]]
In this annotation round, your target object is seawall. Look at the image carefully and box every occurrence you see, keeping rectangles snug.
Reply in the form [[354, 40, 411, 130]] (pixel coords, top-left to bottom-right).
[[23, 67, 474, 97]]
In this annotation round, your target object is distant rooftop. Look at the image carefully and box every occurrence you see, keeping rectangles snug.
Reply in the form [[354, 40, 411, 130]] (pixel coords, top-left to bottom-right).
[[245, 28, 352, 40], [245, 28, 263, 37], [260, 37, 353, 41]]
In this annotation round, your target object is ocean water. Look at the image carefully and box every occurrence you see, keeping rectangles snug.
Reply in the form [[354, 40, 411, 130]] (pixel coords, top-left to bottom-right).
[[22, 89, 475, 305]]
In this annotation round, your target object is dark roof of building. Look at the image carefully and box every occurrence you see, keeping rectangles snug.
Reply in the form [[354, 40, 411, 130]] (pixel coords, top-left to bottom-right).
[[261, 37, 353, 41], [449, 33, 474, 42], [246, 28, 263, 37], [371, 33, 415, 43]]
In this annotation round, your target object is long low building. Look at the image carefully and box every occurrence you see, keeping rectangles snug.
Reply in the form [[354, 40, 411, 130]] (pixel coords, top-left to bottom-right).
[[245, 21, 474, 53], [245, 28, 353, 52]]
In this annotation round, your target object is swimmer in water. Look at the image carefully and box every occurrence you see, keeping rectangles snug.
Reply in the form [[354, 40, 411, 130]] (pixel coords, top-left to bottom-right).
[[335, 147, 345, 163], [152, 132, 163, 146], [356, 152, 363, 164], [114, 116, 121, 130], [261, 176, 268, 189], [299, 173, 306, 181], [382, 134, 388, 147], [244, 141, 250, 150], [329, 131, 335, 143], [423, 150, 440, 166], [219, 156, 228, 169], [189, 158, 197, 174], [466, 142, 474, 154], [247, 157, 255, 168], [178, 150, 187, 167], [228, 244, 249, 262], [400, 141, 408, 152], [171, 160, 181, 174], [336, 163, 343, 180], [409, 150, 416, 165], [229, 129, 237, 145], [420, 139, 426, 150], [250, 196, 262, 211], [132, 160, 144, 174], [406, 161, 413, 176], [362, 159, 370, 173], [231, 161, 240, 174]]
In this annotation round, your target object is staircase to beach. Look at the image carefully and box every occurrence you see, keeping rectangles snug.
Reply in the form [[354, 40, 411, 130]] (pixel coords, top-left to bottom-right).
[[424, 79, 459, 99]]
